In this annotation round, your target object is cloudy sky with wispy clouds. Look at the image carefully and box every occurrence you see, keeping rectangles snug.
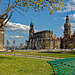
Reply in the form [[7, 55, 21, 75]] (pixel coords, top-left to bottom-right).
[[4, 20, 38, 46], [1, 0, 75, 46]]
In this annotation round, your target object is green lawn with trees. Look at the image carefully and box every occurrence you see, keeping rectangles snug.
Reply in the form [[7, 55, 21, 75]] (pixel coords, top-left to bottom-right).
[[0, 55, 53, 75]]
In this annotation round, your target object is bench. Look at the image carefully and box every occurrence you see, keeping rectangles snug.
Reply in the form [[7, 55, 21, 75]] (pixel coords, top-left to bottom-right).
[[47, 57, 75, 75]]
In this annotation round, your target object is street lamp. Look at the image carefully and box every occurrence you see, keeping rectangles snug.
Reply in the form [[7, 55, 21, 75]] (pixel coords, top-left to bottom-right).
[[49, 30, 50, 49], [13, 40, 16, 50], [7, 40, 10, 52]]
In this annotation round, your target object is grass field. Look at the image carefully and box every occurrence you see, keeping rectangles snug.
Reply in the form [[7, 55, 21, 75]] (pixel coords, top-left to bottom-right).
[[0, 51, 75, 58], [66, 51, 75, 54], [0, 55, 53, 75]]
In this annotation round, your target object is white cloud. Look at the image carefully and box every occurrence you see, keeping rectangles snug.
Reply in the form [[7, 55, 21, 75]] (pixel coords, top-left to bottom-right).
[[54, 18, 58, 20], [69, 14, 75, 20], [4, 34, 7, 37], [34, 29, 39, 33], [5, 21, 30, 31], [57, 9, 67, 13], [61, 26, 64, 30], [63, 17, 66, 20], [4, 20, 38, 34], [63, 13, 75, 21], [9, 35, 24, 38], [57, 0, 75, 13], [71, 23, 75, 27], [69, 0, 75, 3]]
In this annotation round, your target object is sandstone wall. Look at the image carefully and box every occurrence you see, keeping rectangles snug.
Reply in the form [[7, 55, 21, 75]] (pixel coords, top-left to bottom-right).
[[0, 28, 5, 50]]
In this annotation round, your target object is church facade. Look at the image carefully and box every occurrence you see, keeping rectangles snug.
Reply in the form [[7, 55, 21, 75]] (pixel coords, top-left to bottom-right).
[[26, 21, 61, 49], [26, 13, 75, 49]]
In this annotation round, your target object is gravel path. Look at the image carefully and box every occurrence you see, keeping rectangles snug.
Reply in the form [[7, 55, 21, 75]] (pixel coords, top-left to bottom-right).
[[0, 53, 64, 60]]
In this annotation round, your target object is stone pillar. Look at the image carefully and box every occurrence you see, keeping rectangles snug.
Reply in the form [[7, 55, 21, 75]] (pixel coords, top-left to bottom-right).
[[0, 28, 5, 50]]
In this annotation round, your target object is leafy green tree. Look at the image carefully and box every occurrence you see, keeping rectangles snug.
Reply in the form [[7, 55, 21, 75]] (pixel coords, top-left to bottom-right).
[[0, 0, 64, 28], [68, 44, 74, 49]]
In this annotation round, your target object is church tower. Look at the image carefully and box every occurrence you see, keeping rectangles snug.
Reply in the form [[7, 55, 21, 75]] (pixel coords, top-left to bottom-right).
[[64, 12, 71, 38], [29, 19, 34, 40]]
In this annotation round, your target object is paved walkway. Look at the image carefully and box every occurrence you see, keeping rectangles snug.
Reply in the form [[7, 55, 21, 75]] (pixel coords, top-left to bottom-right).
[[0, 53, 64, 60]]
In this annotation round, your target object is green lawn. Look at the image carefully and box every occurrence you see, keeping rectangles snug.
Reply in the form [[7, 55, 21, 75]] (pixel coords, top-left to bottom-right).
[[0, 55, 53, 75], [66, 51, 75, 54], [0, 51, 75, 58]]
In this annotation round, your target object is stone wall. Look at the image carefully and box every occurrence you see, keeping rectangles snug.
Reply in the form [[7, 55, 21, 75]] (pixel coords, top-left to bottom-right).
[[0, 28, 5, 50]]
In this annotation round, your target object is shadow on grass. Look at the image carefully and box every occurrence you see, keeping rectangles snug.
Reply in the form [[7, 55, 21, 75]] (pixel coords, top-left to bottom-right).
[[39, 51, 62, 53], [0, 56, 16, 60], [67, 51, 75, 54]]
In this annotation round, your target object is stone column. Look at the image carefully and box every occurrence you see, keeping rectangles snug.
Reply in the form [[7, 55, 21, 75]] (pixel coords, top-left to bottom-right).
[[0, 28, 5, 50]]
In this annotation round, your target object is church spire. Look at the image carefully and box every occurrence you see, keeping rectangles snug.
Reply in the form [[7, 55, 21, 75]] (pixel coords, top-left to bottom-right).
[[66, 11, 69, 23], [67, 10, 68, 16], [31, 19, 33, 23], [31, 19, 33, 24], [30, 19, 34, 26]]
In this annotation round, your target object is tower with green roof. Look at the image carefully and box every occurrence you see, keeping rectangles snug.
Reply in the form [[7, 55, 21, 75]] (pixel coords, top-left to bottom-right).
[[29, 19, 34, 40]]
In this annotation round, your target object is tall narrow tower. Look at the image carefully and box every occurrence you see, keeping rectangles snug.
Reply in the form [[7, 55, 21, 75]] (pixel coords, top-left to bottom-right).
[[64, 12, 71, 38], [29, 19, 34, 40]]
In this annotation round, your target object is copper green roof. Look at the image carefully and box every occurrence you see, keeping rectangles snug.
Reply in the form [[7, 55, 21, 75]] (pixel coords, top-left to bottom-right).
[[31, 19, 33, 25]]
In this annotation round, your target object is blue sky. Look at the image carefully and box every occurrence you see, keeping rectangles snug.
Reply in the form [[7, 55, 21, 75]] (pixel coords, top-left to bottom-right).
[[0, 0, 75, 46]]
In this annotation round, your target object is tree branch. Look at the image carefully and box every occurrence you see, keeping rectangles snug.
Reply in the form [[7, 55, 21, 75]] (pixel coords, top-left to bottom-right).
[[13, 8, 24, 16], [8, 0, 10, 9], [0, 0, 17, 19], [0, 13, 7, 18], [0, 11, 13, 28], [3, 14, 8, 21]]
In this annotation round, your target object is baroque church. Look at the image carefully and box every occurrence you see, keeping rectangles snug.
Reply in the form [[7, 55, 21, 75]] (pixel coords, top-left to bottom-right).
[[26, 13, 75, 49], [26, 21, 61, 49]]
